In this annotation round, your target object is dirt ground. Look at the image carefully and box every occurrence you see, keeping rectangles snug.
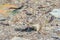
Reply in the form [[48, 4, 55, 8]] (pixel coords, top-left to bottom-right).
[[0, 0, 60, 40]]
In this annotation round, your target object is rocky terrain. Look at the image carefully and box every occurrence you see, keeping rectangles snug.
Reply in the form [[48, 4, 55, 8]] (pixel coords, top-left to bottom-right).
[[0, 0, 60, 40]]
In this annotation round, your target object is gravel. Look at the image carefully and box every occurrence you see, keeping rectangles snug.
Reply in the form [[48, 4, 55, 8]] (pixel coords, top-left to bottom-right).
[[0, 0, 60, 40]]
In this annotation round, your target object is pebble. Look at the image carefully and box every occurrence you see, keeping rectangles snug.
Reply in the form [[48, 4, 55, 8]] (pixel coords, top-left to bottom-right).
[[32, 23, 40, 31], [48, 16, 54, 23], [49, 9, 60, 18], [15, 27, 36, 32], [11, 37, 30, 40], [15, 28, 21, 31]]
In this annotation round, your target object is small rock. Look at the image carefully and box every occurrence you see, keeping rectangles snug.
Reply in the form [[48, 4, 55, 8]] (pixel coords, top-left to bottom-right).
[[52, 37, 60, 39], [56, 24, 59, 26], [15, 27, 36, 32], [11, 37, 30, 40], [49, 9, 60, 18], [18, 35, 23, 37], [0, 22, 9, 26], [0, 19, 6, 21], [22, 27, 36, 32], [15, 28, 21, 31], [26, 13, 32, 15], [32, 24, 40, 32], [48, 16, 54, 23]]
